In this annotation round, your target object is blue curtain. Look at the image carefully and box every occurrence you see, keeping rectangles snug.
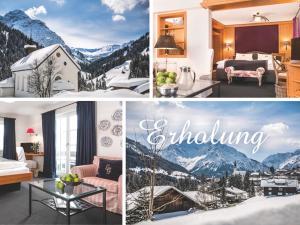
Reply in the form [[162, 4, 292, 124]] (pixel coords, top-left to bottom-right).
[[3, 118, 16, 160], [42, 110, 56, 178], [76, 102, 96, 166]]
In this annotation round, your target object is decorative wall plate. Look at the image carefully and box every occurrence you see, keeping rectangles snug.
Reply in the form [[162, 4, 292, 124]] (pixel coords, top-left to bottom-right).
[[98, 120, 111, 131], [100, 136, 113, 147], [112, 109, 122, 121], [111, 125, 122, 136]]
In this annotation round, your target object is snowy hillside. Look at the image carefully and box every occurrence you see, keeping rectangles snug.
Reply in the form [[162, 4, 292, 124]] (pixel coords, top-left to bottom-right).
[[126, 138, 193, 178], [138, 195, 300, 225], [71, 44, 123, 63], [0, 21, 39, 80], [0, 10, 67, 50], [0, 10, 138, 64], [263, 149, 300, 169], [161, 141, 267, 177]]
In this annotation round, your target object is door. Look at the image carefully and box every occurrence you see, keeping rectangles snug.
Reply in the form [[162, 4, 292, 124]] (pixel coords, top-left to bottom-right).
[[56, 110, 77, 176]]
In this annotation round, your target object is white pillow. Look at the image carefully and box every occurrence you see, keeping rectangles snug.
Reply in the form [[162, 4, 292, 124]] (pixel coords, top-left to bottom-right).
[[257, 54, 272, 61], [235, 53, 253, 61]]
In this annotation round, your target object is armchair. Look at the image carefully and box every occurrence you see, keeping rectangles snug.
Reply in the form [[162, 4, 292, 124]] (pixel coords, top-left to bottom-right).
[[71, 156, 122, 214]]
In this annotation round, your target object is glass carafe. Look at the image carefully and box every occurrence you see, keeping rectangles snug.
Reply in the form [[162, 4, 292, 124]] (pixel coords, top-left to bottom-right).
[[177, 66, 195, 91]]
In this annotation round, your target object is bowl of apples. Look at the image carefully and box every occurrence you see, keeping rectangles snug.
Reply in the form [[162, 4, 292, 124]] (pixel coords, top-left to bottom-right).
[[60, 173, 82, 186], [156, 71, 178, 97]]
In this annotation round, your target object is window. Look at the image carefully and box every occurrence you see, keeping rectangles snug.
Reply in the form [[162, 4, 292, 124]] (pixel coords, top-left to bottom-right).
[[56, 110, 77, 175], [64, 61, 67, 66], [278, 192, 283, 196], [56, 52, 61, 58], [55, 76, 62, 81], [268, 192, 272, 195], [0, 119, 4, 157], [49, 60, 53, 65], [279, 187, 283, 191], [268, 187, 272, 191]]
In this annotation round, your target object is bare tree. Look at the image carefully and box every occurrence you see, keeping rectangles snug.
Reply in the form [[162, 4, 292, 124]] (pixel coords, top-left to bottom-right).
[[28, 56, 61, 97], [127, 118, 172, 223], [142, 118, 168, 220]]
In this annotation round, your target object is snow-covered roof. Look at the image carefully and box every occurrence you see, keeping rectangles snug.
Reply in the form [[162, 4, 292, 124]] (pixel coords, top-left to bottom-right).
[[133, 81, 150, 94], [11, 44, 80, 71], [108, 78, 149, 89], [127, 186, 203, 211], [250, 172, 260, 176], [0, 77, 14, 88], [233, 170, 246, 176], [225, 187, 247, 195], [261, 179, 298, 188], [52, 80, 75, 91], [184, 191, 219, 203], [54, 88, 144, 98]]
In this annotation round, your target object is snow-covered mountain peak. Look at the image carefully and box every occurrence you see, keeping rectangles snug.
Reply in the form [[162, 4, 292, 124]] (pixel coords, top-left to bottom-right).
[[1, 9, 67, 50], [161, 141, 266, 177]]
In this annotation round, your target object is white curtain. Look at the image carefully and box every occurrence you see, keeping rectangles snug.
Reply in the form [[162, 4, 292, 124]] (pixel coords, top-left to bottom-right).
[[0, 117, 4, 157]]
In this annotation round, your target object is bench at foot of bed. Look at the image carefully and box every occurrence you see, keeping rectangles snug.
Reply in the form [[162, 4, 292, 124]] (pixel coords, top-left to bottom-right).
[[225, 66, 266, 87]]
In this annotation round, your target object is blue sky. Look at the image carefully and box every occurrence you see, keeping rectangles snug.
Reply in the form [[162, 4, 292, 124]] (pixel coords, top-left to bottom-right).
[[0, 0, 149, 48], [127, 101, 300, 162]]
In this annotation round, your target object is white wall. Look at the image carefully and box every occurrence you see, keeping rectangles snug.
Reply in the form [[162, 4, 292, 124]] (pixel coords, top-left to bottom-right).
[[1, 101, 123, 161], [96, 101, 123, 158], [0, 113, 33, 147], [153, 0, 212, 75]]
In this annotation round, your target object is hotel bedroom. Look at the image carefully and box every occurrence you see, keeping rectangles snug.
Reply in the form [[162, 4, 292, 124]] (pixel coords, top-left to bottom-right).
[[0, 101, 122, 225], [152, 0, 300, 98], [212, 1, 300, 97]]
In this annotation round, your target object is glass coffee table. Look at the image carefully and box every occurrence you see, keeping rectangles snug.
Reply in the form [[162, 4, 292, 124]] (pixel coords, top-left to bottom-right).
[[29, 179, 106, 225], [155, 80, 221, 98]]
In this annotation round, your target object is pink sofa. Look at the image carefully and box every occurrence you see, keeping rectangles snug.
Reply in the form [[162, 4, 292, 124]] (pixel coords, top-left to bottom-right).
[[71, 156, 122, 214]]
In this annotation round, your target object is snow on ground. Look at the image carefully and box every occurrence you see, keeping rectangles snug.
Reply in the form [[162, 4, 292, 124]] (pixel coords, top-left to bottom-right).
[[54, 88, 144, 98], [141, 48, 149, 56], [108, 78, 149, 88], [91, 60, 131, 85], [177, 155, 207, 171], [129, 167, 168, 176], [138, 195, 300, 225], [0, 77, 14, 88]]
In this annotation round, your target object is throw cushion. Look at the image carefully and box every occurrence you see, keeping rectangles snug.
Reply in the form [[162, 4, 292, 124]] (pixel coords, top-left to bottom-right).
[[235, 53, 253, 61], [97, 159, 122, 181]]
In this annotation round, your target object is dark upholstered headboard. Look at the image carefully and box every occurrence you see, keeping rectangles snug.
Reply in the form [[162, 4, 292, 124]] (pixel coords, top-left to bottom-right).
[[235, 25, 279, 54]]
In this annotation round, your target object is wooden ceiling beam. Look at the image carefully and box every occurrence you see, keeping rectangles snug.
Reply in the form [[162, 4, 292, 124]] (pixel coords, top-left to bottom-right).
[[202, 0, 299, 11]]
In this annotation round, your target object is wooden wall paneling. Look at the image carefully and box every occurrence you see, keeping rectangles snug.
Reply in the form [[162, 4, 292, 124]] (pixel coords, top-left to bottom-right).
[[278, 22, 293, 60], [202, 0, 298, 11], [223, 27, 235, 59], [212, 19, 225, 63]]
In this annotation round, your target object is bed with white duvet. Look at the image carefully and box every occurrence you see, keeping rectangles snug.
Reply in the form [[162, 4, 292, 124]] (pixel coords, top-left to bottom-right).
[[0, 157, 30, 176]]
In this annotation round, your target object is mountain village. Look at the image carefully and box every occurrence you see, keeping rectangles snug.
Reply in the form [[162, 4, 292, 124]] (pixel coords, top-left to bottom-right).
[[126, 138, 300, 224]]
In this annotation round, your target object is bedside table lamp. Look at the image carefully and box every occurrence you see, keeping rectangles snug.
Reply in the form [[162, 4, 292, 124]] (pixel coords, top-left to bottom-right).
[[154, 35, 177, 71]]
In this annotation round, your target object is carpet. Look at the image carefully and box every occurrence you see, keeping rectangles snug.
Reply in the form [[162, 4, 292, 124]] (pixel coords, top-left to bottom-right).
[[210, 81, 275, 98], [0, 183, 122, 225]]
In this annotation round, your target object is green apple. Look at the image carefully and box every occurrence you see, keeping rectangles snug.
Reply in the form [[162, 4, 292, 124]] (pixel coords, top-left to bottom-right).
[[157, 76, 166, 83], [166, 77, 175, 84], [74, 178, 80, 183], [168, 72, 177, 80], [157, 72, 165, 77], [65, 176, 72, 182], [74, 174, 79, 178], [56, 181, 65, 189]]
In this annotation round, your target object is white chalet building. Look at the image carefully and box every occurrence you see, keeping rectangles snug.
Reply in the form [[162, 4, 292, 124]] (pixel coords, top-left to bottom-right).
[[0, 44, 80, 97]]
